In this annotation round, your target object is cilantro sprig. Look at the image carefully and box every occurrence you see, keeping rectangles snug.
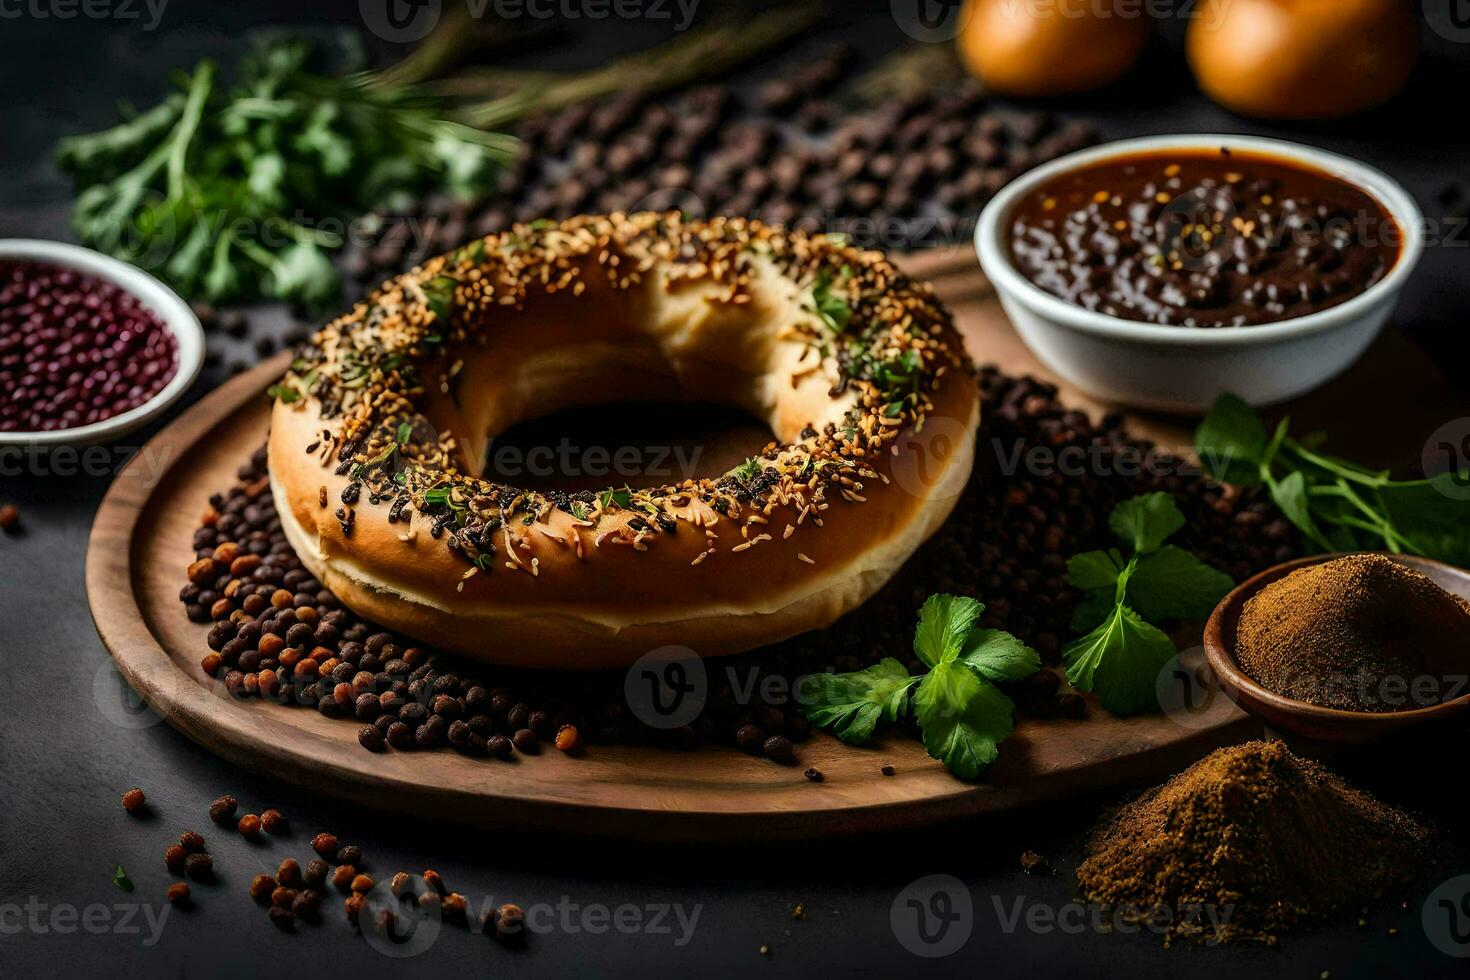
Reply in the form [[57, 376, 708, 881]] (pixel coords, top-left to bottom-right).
[[800, 594, 1041, 779], [1195, 393, 1470, 565], [1062, 493, 1233, 716]]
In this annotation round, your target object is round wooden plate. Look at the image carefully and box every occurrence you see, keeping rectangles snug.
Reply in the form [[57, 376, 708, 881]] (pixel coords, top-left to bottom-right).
[[86, 349, 1256, 843]]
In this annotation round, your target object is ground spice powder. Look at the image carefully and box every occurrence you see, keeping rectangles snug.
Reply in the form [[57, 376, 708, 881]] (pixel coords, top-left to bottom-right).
[[1236, 554, 1470, 712], [1076, 741, 1430, 945]]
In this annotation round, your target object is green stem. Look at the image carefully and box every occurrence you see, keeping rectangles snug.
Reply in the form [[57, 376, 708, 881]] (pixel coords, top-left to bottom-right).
[[166, 62, 215, 202]]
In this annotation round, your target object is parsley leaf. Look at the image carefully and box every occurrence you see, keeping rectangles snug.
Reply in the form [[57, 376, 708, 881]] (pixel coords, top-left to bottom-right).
[[802, 593, 1039, 779], [1062, 604, 1176, 717], [914, 661, 1015, 779], [960, 629, 1041, 683], [1194, 392, 1267, 487], [1127, 545, 1236, 623], [1062, 493, 1234, 715], [800, 658, 916, 744], [1066, 548, 1126, 592], [913, 593, 982, 668], [1196, 392, 1470, 565], [1108, 492, 1184, 555], [112, 865, 134, 893]]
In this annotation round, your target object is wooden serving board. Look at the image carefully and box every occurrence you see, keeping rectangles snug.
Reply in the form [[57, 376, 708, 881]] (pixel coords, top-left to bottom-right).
[[85, 257, 1458, 842]]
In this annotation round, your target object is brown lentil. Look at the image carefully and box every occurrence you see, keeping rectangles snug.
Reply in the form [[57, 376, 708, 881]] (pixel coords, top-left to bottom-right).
[[178, 830, 206, 853], [237, 814, 262, 839], [249, 874, 276, 903]]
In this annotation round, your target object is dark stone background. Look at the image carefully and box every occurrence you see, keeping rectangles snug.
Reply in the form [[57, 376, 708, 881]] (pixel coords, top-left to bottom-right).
[[2, 2, 1468, 977]]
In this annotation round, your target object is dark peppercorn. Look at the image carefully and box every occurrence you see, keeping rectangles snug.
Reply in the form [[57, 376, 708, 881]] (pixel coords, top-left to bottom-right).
[[387, 722, 415, 749], [292, 889, 320, 921], [880, 765, 896, 776], [208, 795, 238, 825], [512, 729, 539, 754], [736, 725, 766, 754], [121, 788, 146, 813], [312, 833, 340, 859], [336, 844, 362, 866], [804, 767, 823, 782], [763, 736, 795, 764], [303, 859, 328, 889], [486, 734, 513, 759], [261, 809, 288, 834], [179, 830, 206, 853], [268, 905, 296, 931], [358, 724, 386, 751], [184, 853, 214, 881]]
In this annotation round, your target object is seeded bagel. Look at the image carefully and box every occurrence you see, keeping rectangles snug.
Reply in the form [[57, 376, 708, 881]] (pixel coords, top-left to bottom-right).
[[268, 213, 978, 668]]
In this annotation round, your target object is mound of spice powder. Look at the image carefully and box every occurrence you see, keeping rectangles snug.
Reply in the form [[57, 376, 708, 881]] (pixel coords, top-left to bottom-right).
[[1236, 554, 1470, 712], [1077, 740, 1430, 945]]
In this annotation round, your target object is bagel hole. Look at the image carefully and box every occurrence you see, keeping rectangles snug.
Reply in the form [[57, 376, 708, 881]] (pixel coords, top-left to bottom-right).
[[482, 401, 776, 493]]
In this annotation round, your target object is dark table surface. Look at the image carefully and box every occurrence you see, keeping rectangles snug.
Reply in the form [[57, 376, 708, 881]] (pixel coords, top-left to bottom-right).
[[3, 3, 1469, 977]]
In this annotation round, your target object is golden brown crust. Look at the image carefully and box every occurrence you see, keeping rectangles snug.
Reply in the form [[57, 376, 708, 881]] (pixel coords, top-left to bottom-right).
[[267, 213, 978, 667]]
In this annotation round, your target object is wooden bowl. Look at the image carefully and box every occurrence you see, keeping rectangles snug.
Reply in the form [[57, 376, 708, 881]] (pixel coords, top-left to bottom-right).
[[1203, 552, 1470, 742]]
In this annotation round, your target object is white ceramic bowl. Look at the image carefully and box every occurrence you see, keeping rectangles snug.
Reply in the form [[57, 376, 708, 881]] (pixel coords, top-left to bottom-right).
[[975, 135, 1424, 413], [0, 239, 203, 446]]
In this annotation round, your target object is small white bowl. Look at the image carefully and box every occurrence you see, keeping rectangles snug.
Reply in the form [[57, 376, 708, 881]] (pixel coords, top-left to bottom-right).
[[0, 239, 203, 446], [975, 135, 1424, 413]]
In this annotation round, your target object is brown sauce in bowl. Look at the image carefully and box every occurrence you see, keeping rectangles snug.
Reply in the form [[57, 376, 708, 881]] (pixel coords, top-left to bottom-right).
[[1007, 148, 1402, 327]]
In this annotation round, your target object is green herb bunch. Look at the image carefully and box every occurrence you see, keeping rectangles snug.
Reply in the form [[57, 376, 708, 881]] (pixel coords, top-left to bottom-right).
[[54, 36, 515, 308], [1062, 493, 1234, 716], [1195, 393, 1470, 566], [800, 594, 1041, 778]]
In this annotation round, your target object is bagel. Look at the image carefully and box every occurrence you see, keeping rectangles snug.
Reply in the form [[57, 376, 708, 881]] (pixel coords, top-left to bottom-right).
[[268, 213, 979, 668]]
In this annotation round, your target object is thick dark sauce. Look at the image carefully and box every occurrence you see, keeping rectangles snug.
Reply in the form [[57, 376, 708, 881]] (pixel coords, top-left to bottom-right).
[[1007, 148, 1401, 327]]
